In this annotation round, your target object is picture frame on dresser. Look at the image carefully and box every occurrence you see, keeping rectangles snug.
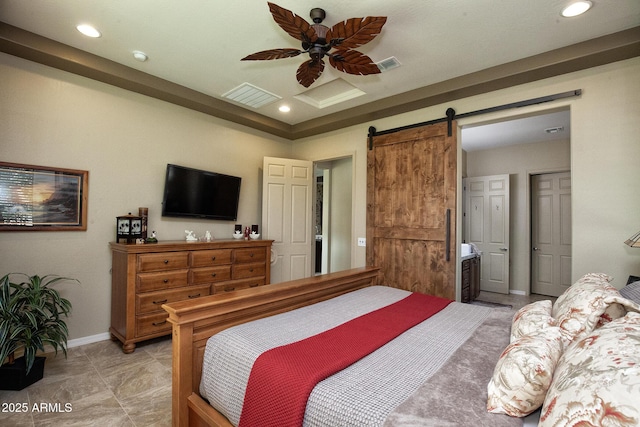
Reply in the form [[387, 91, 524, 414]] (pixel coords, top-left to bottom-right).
[[109, 239, 273, 353], [0, 162, 89, 231]]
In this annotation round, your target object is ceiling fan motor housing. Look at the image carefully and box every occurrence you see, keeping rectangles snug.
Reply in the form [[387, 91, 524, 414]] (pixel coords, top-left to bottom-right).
[[310, 7, 326, 24]]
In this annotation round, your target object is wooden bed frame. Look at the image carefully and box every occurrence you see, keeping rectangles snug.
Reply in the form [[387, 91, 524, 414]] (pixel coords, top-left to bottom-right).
[[163, 266, 380, 427]]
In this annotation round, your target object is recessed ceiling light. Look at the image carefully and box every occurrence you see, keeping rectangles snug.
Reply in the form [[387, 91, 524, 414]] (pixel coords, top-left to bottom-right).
[[76, 24, 101, 38], [561, 1, 593, 17], [132, 51, 148, 62], [279, 105, 291, 113]]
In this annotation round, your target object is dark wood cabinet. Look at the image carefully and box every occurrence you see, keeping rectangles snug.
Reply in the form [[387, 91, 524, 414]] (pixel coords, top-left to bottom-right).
[[461, 256, 480, 303]]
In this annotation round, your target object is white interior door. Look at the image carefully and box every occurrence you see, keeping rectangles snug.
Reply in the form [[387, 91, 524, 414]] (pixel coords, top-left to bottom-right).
[[262, 157, 313, 283], [531, 172, 572, 297], [464, 174, 510, 294]]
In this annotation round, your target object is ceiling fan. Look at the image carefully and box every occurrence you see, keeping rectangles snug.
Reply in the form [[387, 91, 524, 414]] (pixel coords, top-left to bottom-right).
[[242, 2, 387, 88]]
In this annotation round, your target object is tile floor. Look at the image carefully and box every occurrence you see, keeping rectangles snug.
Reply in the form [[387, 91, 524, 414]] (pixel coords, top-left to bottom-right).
[[0, 291, 554, 427], [0, 337, 172, 427]]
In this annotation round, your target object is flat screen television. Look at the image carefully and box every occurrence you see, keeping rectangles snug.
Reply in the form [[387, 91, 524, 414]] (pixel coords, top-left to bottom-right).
[[161, 164, 241, 221]]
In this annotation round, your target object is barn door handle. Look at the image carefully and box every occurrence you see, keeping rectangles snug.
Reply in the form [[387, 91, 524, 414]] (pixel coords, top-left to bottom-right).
[[445, 208, 451, 262]]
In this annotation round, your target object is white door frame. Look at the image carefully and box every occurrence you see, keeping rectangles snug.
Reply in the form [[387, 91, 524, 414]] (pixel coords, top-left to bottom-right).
[[311, 152, 356, 272]]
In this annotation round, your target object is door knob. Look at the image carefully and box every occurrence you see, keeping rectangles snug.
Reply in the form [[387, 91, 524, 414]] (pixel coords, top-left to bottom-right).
[[499, 247, 508, 251], [533, 247, 539, 251]]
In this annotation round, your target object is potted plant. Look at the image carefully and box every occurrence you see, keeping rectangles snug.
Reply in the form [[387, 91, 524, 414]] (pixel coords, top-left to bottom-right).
[[0, 273, 75, 390]]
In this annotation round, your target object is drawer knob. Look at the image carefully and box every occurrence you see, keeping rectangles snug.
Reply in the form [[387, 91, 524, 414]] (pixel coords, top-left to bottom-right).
[[211, 273, 217, 277], [250, 253, 254, 257], [249, 268, 254, 272], [163, 260, 169, 264], [211, 256, 216, 261], [163, 279, 169, 283], [153, 299, 168, 305], [188, 293, 201, 299], [152, 320, 167, 327]]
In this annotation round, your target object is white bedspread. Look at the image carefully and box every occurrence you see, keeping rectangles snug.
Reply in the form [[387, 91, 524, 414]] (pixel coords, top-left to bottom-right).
[[199, 286, 511, 426]]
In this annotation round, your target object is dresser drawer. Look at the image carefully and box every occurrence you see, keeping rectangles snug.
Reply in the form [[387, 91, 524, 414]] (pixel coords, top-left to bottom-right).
[[137, 252, 189, 272], [234, 248, 266, 264], [232, 263, 265, 280], [136, 312, 172, 337], [136, 284, 210, 315], [212, 277, 265, 293], [190, 249, 232, 267], [137, 270, 189, 293], [190, 266, 232, 284]]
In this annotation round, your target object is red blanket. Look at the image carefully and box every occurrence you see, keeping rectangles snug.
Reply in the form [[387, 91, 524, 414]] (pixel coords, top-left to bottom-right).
[[238, 292, 452, 427]]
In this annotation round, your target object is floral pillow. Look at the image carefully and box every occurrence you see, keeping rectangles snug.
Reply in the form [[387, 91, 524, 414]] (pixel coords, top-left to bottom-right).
[[552, 273, 640, 342], [539, 312, 640, 427], [487, 326, 565, 417], [510, 300, 556, 343]]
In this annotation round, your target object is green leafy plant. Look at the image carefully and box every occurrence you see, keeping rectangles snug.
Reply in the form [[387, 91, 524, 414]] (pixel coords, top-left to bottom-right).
[[0, 274, 75, 374]]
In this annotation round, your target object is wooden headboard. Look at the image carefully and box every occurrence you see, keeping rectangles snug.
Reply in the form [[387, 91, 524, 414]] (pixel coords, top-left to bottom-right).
[[163, 266, 380, 427]]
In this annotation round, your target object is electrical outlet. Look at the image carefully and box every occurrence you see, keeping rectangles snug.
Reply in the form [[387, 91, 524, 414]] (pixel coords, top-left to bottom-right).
[[357, 237, 366, 247]]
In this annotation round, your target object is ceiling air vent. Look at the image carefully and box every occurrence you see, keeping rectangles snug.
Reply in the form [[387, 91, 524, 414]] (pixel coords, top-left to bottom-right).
[[222, 83, 281, 108], [376, 56, 401, 72]]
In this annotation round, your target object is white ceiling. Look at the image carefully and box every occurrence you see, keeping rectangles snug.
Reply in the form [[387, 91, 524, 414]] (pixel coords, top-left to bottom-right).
[[1, 0, 638, 146], [461, 109, 571, 151]]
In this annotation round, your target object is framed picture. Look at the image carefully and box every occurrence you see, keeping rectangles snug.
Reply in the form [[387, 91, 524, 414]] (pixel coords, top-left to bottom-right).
[[0, 162, 89, 231]]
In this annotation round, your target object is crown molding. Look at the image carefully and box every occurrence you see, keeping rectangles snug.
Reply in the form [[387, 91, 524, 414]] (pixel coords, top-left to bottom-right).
[[1, 22, 638, 140]]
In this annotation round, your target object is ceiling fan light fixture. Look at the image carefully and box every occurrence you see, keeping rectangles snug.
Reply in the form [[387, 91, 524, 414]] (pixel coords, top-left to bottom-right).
[[279, 105, 291, 113], [561, 1, 593, 17]]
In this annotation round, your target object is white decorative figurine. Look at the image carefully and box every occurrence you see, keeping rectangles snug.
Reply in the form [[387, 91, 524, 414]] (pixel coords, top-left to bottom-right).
[[185, 230, 197, 241], [204, 230, 212, 242]]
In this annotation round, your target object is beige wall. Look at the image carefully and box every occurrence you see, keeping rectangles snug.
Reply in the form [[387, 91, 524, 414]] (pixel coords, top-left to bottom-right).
[[464, 139, 571, 294], [294, 56, 640, 292], [2, 50, 639, 343], [0, 52, 293, 343]]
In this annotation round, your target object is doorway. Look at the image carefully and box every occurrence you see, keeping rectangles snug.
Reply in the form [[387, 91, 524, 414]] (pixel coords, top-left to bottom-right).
[[314, 157, 353, 275], [461, 107, 571, 296]]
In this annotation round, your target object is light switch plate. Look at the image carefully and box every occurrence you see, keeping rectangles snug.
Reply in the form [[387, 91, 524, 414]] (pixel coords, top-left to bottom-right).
[[357, 237, 366, 247]]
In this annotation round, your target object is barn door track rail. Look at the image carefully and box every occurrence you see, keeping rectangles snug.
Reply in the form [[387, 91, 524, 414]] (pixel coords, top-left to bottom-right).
[[368, 89, 582, 149]]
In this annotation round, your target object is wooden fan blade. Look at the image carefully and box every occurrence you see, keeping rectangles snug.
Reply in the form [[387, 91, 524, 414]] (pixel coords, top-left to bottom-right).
[[242, 48, 303, 61], [327, 16, 387, 50], [268, 2, 317, 43], [329, 50, 381, 75], [296, 59, 325, 88]]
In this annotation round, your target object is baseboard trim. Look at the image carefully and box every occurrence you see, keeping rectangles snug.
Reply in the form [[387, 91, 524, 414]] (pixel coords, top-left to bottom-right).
[[67, 332, 111, 349]]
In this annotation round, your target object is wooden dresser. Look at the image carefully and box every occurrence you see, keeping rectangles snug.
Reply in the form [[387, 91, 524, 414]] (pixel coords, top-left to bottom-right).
[[109, 239, 272, 353]]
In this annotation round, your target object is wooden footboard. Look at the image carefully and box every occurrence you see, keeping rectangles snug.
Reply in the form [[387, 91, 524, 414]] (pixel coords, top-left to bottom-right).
[[163, 266, 380, 427]]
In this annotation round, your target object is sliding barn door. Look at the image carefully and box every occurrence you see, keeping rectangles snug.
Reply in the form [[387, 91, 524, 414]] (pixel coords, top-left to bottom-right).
[[366, 122, 457, 299]]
